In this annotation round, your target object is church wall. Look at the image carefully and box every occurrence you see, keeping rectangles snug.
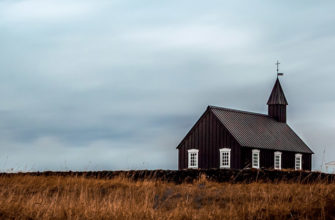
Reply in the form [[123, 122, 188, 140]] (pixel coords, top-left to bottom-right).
[[178, 108, 241, 170], [241, 147, 312, 170], [302, 154, 312, 170], [241, 147, 252, 168]]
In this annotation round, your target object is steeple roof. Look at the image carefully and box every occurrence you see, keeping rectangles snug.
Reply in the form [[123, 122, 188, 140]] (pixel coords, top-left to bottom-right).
[[267, 78, 288, 105]]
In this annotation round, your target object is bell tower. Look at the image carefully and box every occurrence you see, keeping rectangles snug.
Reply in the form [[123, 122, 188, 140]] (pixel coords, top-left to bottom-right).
[[267, 61, 288, 123]]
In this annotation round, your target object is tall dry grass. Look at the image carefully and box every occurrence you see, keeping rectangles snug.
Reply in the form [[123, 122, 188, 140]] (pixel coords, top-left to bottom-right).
[[0, 175, 334, 219]]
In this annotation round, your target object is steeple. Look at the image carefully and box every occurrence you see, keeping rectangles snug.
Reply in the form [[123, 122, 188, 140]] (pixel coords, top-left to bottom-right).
[[267, 78, 288, 105], [267, 78, 288, 123]]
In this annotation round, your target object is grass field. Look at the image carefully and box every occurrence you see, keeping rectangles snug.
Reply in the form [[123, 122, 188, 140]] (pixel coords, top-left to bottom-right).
[[0, 174, 335, 219]]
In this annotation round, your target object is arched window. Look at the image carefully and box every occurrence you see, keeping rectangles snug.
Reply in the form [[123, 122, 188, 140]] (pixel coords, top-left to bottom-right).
[[188, 149, 199, 169], [220, 148, 231, 168]]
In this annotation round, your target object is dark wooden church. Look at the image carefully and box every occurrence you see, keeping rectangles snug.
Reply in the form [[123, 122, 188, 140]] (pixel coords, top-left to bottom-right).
[[177, 78, 313, 170]]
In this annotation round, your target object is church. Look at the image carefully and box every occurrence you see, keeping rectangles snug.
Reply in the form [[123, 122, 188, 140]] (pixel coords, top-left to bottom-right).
[[177, 74, 313, 170]]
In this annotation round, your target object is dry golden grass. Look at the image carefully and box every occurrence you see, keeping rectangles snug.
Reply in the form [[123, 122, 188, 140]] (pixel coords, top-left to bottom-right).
[[0, 175, 334, 220]]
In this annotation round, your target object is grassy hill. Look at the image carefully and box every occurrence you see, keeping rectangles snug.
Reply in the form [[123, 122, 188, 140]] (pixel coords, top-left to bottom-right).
[[0, 169, 334, 219]]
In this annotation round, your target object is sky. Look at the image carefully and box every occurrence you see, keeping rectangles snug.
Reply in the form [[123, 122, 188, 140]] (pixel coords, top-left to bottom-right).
[[0, 0, 334, 172]]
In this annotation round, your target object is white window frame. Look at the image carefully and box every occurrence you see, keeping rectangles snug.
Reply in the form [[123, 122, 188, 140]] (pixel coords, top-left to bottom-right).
[[188, 149, 199, 169], [274, 151, 282, 170], [252, 149, 260, 169], [219, 148, 231, 169], [295, 153, 302, 170]]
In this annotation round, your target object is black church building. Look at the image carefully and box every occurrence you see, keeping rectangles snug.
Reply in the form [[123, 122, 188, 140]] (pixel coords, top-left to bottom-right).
[[177, 78, 313, 170]]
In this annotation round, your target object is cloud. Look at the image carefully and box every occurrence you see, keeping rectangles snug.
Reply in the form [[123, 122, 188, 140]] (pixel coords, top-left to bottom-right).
[[0, 134, 177, 172], [122, 24, 258, 50], [0, 0, 334, 172], [0, 0, 96, 23]]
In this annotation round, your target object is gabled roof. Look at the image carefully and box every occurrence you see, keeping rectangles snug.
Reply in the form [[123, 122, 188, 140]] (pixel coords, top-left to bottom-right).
[[210, 106, 313, 154], [267, 78, 288, 105]]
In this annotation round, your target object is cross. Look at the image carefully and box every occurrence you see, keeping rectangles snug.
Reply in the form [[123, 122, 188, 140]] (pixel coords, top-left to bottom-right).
[[275, 60, 284, 77], [275, 60, 280, 74]]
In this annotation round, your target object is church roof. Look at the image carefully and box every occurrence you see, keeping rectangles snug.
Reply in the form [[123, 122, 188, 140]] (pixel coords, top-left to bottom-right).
[[210, 106, 313, 154], [267, 78, 288, 105]]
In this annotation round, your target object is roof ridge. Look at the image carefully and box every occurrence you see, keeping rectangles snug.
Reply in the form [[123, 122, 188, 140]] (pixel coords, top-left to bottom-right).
[[208, 105, 269, 117]]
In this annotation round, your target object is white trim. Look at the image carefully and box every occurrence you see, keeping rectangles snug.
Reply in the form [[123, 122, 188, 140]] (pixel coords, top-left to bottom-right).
[[274, 151, 282, 170], [219, 148, 231, 169], [188, 149, 199, 169], [252, 149, 260, 169], [295, 153, 302, 170]]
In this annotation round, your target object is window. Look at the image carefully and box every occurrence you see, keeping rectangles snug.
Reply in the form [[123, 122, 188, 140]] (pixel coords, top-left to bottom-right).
[[188, 149, 199, 169], [220, 148, 231, 168], [295, 154, 302, 170], [274, 151, 282, 170], [252, 149, 260, 168]]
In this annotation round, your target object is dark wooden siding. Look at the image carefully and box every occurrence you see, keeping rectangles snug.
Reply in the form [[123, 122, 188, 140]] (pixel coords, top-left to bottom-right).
[[178, 109, 241, 170], [241, 147, 252, 168], [303, 154, 312, 170], [241, 147, 312, 170], [268, 104, 286, 123]]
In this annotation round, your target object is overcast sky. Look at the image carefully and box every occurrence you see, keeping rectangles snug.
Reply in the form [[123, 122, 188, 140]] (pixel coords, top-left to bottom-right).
[[0, 0, 334, 172]]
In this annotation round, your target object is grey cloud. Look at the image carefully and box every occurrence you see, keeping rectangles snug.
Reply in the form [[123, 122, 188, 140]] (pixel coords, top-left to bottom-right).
[[0, 0, 335, 171]]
